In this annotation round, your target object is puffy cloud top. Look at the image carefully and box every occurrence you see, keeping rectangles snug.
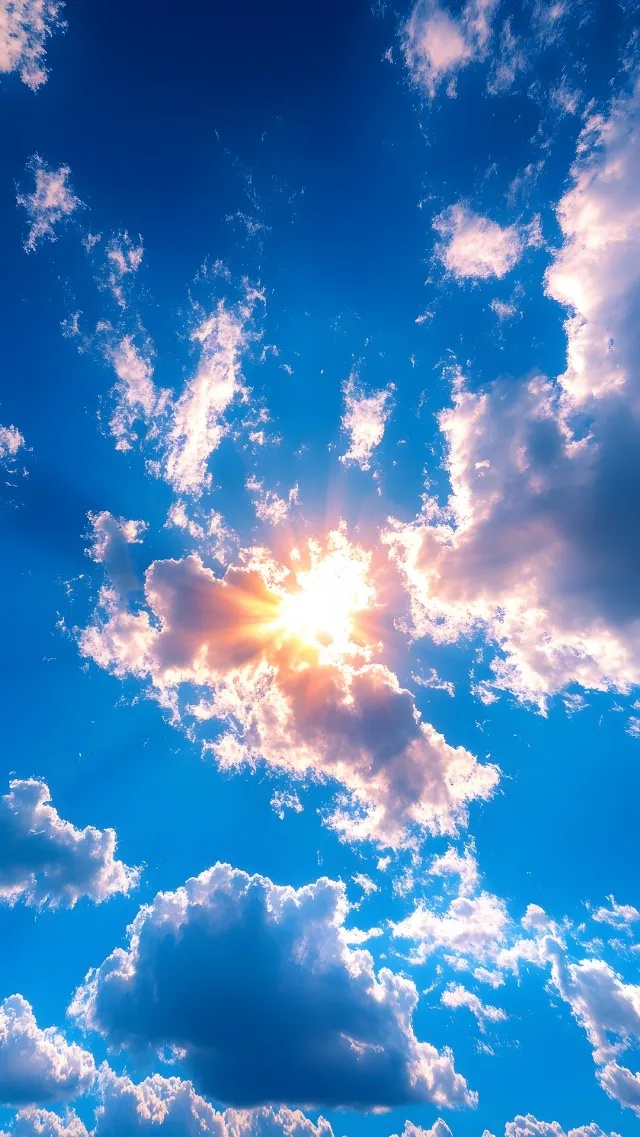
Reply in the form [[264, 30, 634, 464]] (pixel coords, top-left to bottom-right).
[[69, 862, 476, 1109], [0, 778, 139, 909], [433, 205, 524, 280], [339, 374, 394, 472], [0, 996, 95, 1107]]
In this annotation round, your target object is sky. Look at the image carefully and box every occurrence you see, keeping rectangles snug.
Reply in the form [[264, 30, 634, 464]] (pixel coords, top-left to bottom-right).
[[1, 0, 640, 1134]]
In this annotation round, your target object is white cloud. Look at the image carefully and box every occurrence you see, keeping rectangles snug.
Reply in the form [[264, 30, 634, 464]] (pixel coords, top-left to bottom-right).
[[270, 789, 303, 819], [339, 374, 394, 472], [0, 777, 139, 909], [428, 845, 479, 896], [440, 983, 507, 1031], [390, 1122, 453, 1137], [433, 204, 524, 280], [598, 1061, 640, 1116], [164, 292, 262, 496], [0, 1066, 338, 1137], [105, 336, 168, 453], [591, 896, 640, 930], [79, 527, 498, 848], [384, 79, 640, 707], [102, 232, 143, 308], [69, 863, 476, 1109], [392, 891, 510, 963], [402, 0, 497, 97], [246, 477, 298, 526], [413, 668, 455, 697], [0, 0, 64, 90], [0, 996, 95, 1107], [0, 425, 25, 461], [17, 155, 80, 252], [0, 1107, 88, 1136], [352, 872, 378, 896], [504, 1118, 619, 1137]]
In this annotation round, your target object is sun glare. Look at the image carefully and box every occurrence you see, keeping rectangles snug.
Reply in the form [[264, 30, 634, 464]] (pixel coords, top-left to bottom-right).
[[276, 529, 374, 659]]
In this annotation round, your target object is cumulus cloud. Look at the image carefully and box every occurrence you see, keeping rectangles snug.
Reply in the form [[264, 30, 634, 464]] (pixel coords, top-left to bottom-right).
[[17, 156, 80, 252], [392, 891, 510, 964], [402, 0, 496, 97], [0, 0, 64, 90], [440, 983, 506, 1031], [0, 778, 139, 909], [79, 526, 498, 847], [0, 425, 25, 462], [597, 1061, 640, 1116], [0, 996, 95, 1107], [0, 1107, 88, 1137], [504, 1119, 619, 1137], [0, 1066, 338, 1137], [163, 292, 262, 496], [433, 205, 527, 280], [69, 863, 476, 1110], [390, 1122, 453, 1137], [384, 82, 640, 707], [339, 374, 394, 472]]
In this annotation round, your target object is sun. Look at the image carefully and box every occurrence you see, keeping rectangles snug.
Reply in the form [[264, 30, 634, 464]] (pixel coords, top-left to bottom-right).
[[275, 528, 374, 660]]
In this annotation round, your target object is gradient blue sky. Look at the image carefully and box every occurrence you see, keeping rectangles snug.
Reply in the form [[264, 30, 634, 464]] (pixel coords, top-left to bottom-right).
[[1, 2, 640, 1136]]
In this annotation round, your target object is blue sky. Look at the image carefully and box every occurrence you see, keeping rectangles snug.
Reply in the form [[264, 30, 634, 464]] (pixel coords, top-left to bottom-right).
[[1, 1, 640, 1135]]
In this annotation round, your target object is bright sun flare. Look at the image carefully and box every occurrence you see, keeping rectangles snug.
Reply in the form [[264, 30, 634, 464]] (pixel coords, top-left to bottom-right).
[[275, 530, 374, 658]]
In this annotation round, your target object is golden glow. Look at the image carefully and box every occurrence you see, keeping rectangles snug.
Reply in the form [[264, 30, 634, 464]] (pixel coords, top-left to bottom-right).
[[275, 528, 374, 660]]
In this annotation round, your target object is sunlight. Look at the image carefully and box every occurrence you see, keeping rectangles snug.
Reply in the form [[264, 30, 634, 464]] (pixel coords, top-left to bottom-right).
[[275, 528, 374, 659]]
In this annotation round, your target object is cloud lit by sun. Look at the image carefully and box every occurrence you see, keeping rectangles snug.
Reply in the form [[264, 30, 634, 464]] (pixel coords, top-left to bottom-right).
[[274, 526, 375, 662]]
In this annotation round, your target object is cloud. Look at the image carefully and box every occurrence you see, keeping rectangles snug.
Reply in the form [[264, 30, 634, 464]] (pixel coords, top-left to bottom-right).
[[339, 374, 394, 472], [591, 896, 640, 930], [0, 996, 95, 1107], [246, 477, 299, 526], [598, 1062, 640, 1117], [0, 777, 139, 909], [504, 1119, 619, 1137], [402, 0, 496, 97], [428, 845, 478, 897], [413, 669, 455, 697], [0, 1108, 88, 1137], [69, 863, 476, 1110], [390, 1122, 453, 1137], [0, 1069, 340, 1137], [79, 526, 498, 847], [440, 983, 507, 1032], [104, 336, 168, 453], [0, 425, 25, 461], [433, 205, 525, 280], [102, 233, 144, 308], [392, 891, 510, 964], [86, 511, 147, 596], [163, 292, 263, 496], [0, 0, 64, 90], [270, 789, 303, 819], [384, 81, 640, 707], [17, 156, 80, 252]]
